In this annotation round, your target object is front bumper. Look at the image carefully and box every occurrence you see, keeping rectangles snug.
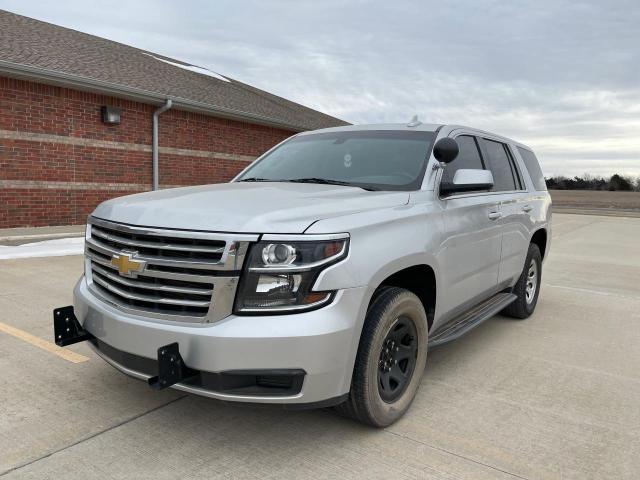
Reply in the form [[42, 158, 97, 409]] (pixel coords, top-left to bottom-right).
[[74, 277, 366, 405]]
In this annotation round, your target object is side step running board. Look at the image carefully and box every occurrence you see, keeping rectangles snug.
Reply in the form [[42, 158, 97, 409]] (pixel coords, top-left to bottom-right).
[[428, 293, 517, 347]]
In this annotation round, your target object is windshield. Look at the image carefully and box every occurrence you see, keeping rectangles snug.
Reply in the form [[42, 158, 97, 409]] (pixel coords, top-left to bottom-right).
[[236, 130, 437, 191]]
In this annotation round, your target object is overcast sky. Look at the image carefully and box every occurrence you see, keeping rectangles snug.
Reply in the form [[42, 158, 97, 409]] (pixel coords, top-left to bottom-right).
[[2, 0, 639, 177]]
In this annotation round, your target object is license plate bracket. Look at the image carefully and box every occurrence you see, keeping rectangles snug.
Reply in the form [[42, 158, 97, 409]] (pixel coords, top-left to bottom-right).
[[53, 305, 95, 347], [148, 342, 200, 390]]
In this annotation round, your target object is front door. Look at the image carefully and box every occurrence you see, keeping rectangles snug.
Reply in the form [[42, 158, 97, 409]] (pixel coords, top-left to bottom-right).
[[435, 135, 502, 322]]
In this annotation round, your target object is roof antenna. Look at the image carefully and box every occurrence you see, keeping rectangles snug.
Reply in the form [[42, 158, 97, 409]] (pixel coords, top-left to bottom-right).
[[407, 115, 422, 127]]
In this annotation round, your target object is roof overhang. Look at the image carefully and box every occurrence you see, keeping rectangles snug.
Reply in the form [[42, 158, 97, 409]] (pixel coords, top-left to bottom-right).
[[0, 59, 308, 132]]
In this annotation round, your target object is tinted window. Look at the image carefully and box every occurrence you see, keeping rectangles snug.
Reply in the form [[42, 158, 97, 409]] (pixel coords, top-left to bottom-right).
[[237, 130, 436, 191], [517, 147, 547, 191], [441, 135, 485, 184], [505, 145, 524, 190], [481, 139, 516, 192]]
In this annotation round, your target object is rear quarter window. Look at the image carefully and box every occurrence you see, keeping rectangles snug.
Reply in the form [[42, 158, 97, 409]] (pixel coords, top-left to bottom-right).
[[517, 147, 547, 191]]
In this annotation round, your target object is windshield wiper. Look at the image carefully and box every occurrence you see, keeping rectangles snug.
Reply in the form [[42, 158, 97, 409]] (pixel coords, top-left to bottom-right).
[[285, 178, 379, 191], [237, 177, 273, 182]]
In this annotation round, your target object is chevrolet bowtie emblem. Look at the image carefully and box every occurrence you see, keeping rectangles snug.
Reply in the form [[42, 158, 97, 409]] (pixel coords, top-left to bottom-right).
[[111, 252, 146, 277]]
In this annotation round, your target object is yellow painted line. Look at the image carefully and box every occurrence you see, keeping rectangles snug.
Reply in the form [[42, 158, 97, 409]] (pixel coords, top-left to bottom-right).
[[0, 322, 89, 363]]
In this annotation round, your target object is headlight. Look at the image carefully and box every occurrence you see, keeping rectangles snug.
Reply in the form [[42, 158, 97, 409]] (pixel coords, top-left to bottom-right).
[[234, 235, 349, 314]]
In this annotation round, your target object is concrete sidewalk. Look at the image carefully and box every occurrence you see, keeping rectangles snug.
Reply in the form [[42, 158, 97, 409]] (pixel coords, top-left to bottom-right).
[[0, 213, 639, 479], [0, 225, 85, 246]]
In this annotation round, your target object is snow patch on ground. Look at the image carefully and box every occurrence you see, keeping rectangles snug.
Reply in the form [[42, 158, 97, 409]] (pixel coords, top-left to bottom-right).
[[0, 237, 85, 260]]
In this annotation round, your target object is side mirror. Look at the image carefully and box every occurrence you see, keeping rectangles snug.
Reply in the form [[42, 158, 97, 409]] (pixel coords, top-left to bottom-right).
[[440, 169, 494, 195], [433, 137, 459, 164]]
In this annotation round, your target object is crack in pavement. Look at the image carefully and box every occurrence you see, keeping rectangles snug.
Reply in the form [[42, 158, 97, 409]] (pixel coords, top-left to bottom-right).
[[384, 429, 531, 480], [0, 395, 188, 477]]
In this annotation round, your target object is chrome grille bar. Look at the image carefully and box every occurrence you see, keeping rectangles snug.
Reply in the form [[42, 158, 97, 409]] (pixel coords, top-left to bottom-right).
[[91, 264, 213, 295], [86, 236, 225, 270], [91, 226, 226, 254], [92, 274, 211, 308], [86, 249, 217, 283]]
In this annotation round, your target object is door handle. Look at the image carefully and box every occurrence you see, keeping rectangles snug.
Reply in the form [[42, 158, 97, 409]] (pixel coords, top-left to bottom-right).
[[522, 205, 533, 213], [488, 211, 502, 220]]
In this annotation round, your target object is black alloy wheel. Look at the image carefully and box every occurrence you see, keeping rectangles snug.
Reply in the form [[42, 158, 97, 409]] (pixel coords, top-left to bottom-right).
[[377, 315, 418, 402], [334, 287, 428, 427]]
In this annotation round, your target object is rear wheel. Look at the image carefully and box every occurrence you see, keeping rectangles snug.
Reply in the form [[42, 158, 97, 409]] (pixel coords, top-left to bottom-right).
[[503, 243, 542, 319], [335, 287, 428, 427]]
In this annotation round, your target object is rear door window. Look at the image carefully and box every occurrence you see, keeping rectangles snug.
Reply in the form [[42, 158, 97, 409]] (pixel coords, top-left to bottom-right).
[[505, 145, 524, 190], [517, 147, 547, 191], [480, 139, 517, 192], [441, 135, 485, 184]]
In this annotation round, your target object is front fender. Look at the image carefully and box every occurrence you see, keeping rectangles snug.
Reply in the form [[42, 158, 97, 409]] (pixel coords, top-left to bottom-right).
[[309, 202, 443, 296]]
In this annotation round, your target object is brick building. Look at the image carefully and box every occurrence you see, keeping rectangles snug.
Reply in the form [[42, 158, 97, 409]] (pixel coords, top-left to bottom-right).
[[0, 11, 347, 229]]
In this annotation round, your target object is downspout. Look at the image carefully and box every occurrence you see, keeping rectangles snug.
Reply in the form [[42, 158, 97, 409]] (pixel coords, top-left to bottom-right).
[[152, 99, 173, 190]]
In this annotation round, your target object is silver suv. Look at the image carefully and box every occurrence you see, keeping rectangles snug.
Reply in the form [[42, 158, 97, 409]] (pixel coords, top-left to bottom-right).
[[54, 121, 551, 427]]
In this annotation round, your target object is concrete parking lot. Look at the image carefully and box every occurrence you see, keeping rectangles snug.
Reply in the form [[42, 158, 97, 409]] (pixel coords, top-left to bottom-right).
[[1, 213, 638, 479]]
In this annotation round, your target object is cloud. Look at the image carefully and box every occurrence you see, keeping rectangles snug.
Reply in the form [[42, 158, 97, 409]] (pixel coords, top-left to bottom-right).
[[1, 0, 639, 176]]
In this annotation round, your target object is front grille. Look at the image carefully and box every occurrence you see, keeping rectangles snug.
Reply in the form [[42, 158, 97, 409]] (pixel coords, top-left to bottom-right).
[[85, 217, 255, 322], [90, 221, 226, 275]]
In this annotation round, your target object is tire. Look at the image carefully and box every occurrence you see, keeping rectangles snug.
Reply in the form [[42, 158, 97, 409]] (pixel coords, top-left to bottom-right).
[[503, 243, 542, 319], [334, 287, 428, 427]]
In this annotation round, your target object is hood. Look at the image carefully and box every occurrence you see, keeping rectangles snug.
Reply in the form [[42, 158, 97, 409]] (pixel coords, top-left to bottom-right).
[[92, 182, 410, 233]]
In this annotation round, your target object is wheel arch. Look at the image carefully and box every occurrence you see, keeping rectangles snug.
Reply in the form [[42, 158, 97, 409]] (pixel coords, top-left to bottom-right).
[[372, 264, 436, 331], [530, 228, 548, 260]]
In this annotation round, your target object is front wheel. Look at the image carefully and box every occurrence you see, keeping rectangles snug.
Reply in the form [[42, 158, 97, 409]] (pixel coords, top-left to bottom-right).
[[335, 287, 428, 427], [503, 243, 542, 319]]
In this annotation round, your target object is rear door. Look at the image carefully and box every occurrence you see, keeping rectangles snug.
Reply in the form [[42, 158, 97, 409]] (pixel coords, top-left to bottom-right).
[[478, 138, 531, 286], [436, 134, 502, 321]]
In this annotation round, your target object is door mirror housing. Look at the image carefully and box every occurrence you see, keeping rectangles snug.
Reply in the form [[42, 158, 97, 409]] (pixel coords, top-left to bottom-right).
[[433, 138, 459, 164], [440, 169, 494, 196]]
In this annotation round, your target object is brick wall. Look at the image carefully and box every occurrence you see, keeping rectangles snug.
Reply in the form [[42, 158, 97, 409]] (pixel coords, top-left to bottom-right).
[[0, 76, 295, 228]]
